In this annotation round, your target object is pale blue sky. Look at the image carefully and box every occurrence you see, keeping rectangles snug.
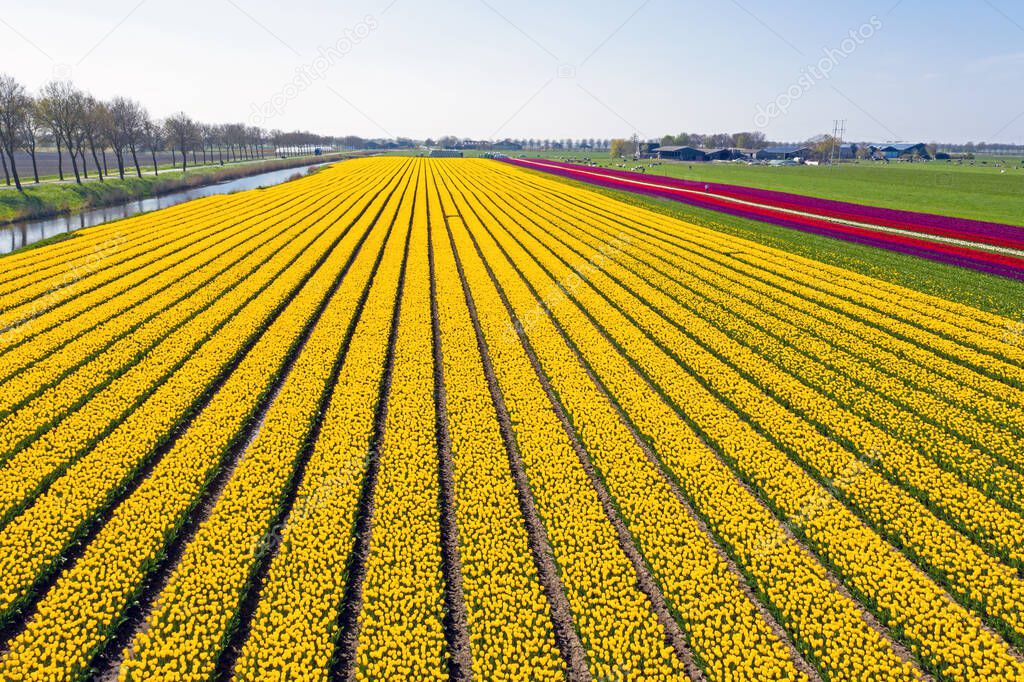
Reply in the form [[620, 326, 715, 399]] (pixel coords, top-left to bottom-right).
[[4, 0, 1023, 143]]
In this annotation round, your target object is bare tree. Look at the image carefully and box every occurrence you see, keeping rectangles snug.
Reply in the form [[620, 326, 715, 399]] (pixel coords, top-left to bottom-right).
[[20, 100, 43, 183], [102, 100, 128, 179], [0, 74, 31, 191], [141, 114, 163, 175], [223, 123, 245, 161], [164, 112, 198, 173], [123, 100, 145, 177], [39, 81, 88, 184], [107, 97, 145, 178], [249, 126, 265, 159], [83, 97, 108, 181], [213, 124, 226, 165]]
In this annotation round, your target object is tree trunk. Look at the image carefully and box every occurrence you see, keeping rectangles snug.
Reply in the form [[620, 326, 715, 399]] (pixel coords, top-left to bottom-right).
[[29, 148, 39, 183], [78, 148, 89, 179], [181, 147, 187, 173], [129, 145, 142, 177], [56, 137, 65, 180], [6, 148, 24, 192], [1, 152, 10, 186], [115, 149, 126, 180], [191, 149, 196, 165], [89, 141, 104, 181], [102, 148, 109, 175], [218, 145, 224, 165], [150, 149, 158, 175]]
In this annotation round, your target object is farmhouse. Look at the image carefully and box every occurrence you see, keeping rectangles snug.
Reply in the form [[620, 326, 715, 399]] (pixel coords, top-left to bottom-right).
[[755, 145, 810, 160], [428, 149, 463, 158]]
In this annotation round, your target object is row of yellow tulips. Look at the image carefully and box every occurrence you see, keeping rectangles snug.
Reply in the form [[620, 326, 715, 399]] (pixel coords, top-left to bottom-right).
[[496, 165, 1024, 424], [731, 248, 1024, 392], [482, 162, 1024, 678], [0, 158, 412, 682], [0, 178, 361, 526], [436, 163, 805, 681], [234, 161, 414, 680], [443, 168, 695, 680], [0, 166, 385, 625], [482, 168, 1024, 458], [351, 164, 449, 680], [725, 247, 1024, 370], [0, 178, 358, 461], [734, 244, 1024, 363], [0, 191, 237, 295], [0, 185, 295, 333], [474, 169, 1024, 652], [476, 159, 1024, 678], [118, 160, 413, 680], [429, 166, 565, 680], [0, 164, 379, 400], [449, 161, 920, 680]]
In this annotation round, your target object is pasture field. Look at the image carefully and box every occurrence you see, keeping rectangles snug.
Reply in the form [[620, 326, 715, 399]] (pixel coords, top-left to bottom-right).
[[630, 159, 1024, 227], [0, 157, 1023, 680]]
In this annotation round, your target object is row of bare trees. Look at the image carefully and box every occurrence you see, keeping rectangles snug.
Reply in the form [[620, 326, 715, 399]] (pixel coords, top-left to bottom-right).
[[0, 75, 322, 192]]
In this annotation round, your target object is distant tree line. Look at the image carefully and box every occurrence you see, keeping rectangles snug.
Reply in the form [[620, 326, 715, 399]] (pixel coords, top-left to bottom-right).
[[0, 74, 343, 192], [936, 141, 1024, 155], [659, 131, 770, 150]]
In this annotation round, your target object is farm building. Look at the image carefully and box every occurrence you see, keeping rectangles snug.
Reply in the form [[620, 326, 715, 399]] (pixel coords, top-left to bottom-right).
[[703, 148, 749, 161], [755, 145, 810, 160], [428, 149, 463, 158], [653, 146, 707, 161], [873, 143, 929, 159]]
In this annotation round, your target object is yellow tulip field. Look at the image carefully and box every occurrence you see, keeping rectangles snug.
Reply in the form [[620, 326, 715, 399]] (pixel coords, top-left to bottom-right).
[[1, 156, 1023, 681]]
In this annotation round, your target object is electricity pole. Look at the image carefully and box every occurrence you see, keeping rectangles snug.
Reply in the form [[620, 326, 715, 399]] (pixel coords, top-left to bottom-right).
[[830, 119, 846, 167]]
